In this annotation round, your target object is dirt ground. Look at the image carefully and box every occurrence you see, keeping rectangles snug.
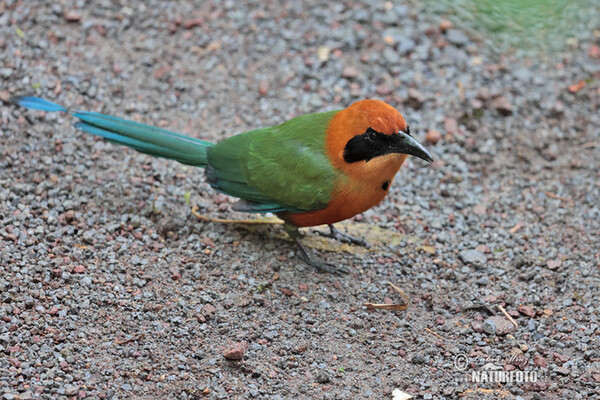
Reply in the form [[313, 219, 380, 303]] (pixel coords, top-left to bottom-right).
[[1, 1, 599, 399]]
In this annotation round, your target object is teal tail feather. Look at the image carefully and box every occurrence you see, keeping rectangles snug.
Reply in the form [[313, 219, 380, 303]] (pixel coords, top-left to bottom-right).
[[12, 96, 211, 167]]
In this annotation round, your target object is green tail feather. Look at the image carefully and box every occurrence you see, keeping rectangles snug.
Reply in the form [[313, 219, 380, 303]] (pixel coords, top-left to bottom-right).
[[72, 111, 211, 166], [12, 96, 211, 167]]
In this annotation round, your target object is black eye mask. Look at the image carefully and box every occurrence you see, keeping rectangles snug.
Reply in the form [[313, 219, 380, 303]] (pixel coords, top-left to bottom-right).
[[343, 126, 433, 164]]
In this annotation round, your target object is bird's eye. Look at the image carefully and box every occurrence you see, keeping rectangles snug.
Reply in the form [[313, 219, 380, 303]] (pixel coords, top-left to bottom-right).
[[365, 127, 378, 142], [405, 126, 411, 136]]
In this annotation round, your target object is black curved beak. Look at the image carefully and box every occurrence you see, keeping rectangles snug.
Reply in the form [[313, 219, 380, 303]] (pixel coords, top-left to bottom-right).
[[395, 133, 434, 163]]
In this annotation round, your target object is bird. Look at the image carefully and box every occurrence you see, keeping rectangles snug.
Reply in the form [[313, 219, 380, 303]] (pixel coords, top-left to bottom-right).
[[12, 96, 433, 274]]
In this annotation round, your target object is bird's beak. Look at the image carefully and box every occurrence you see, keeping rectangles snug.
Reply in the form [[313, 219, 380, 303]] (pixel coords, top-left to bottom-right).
[[395, 133, 434, 163]]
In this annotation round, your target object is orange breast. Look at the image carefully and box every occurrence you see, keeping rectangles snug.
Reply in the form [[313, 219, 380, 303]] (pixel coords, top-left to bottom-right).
[[283, 153, 407, 227]]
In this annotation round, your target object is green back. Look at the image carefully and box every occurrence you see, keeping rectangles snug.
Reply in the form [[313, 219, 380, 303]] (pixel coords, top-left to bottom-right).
[[207, 110, 340, 212]]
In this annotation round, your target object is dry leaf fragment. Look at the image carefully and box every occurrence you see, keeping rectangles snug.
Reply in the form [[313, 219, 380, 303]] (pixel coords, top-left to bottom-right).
[[510, 222, 524, 233], [417, 245, 436, 254], [568, 80, 586, 93], [364, 303, 408, 311], [391, 389, 414, 400], [364, 282, 410, 311], [206, 41, 222, 51], [387, 281, 410, 304], [317, 46, 330, 62]]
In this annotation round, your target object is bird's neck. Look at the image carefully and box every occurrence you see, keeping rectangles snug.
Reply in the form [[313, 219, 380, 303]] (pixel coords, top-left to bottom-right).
[[338, 153, 407, 184]]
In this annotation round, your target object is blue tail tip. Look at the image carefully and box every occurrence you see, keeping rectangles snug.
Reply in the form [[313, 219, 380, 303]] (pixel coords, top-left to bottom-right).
[[10, 95, 67, 112]]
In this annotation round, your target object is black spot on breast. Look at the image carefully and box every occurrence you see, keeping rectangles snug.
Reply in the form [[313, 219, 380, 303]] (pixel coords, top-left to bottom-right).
[[381, 180, 390, 191]]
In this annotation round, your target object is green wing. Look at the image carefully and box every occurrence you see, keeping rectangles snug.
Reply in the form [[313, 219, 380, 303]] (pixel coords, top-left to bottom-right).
[[206, 110, 339, 212]]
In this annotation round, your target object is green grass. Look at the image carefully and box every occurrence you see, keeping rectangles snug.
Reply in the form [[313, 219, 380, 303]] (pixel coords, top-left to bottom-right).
[[423, 0, 600, 55]]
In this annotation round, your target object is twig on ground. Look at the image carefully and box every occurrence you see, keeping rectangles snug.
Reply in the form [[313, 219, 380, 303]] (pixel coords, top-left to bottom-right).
[[364, 281, 410, 311], [498, 305, 518, 328], [191, 206, 283, 224], [578, 141, 597, 149], [509, 222, 524, 233], [425, 327, 445, 341], [363, 302, 409, 311], [544, 191, 573, 205]]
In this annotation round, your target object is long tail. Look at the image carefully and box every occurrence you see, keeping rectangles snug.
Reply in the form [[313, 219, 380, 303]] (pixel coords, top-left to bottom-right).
[[11, 96, 211, 167]]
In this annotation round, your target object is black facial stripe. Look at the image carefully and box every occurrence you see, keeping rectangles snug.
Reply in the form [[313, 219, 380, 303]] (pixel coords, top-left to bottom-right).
[[381, 180, 390, 191], [343, 128, 401, 163]]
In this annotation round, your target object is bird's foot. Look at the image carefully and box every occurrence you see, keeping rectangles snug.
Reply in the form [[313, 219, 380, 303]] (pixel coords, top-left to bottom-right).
[[284, 222, 350, 275], [317, 224, 370, 248], [293, 237, 349, 275]]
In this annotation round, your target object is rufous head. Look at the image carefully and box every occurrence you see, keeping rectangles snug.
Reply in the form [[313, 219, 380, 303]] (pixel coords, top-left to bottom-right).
[[326, 99, 433, 180]]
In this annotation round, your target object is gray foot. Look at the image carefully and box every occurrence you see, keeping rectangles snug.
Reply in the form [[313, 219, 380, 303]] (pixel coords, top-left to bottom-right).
[[316, 224, 369, 248]]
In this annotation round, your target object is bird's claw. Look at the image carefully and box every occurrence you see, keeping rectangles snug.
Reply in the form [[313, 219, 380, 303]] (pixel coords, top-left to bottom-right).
[[314, 262, 350, 276], [290, 234, 350, 275], [317, 224, 370, 248], [296, 252, 350, 275]]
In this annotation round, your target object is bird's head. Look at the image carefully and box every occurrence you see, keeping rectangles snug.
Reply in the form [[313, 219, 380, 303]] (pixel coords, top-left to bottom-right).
[[326, 99, 433, 181]]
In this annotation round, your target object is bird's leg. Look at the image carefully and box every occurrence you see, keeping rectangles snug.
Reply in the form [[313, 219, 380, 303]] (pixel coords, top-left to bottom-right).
[[316, 224, 370, 248], [284, 223, 349, 275]]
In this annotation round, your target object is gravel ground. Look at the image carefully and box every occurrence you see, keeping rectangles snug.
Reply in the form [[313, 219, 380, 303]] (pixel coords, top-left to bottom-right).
[[1, 1, 600, 399]]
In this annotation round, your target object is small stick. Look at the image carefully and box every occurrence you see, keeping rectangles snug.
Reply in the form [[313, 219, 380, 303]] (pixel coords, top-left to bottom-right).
[[498, 305, 518, 328], [191, 206, 283, 224], [509, 222, 524, 233], [425, 327, 445, 341], [543, 191, 572, 204], [578, 141, 597, 149], [363, 302, 408, 311]]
